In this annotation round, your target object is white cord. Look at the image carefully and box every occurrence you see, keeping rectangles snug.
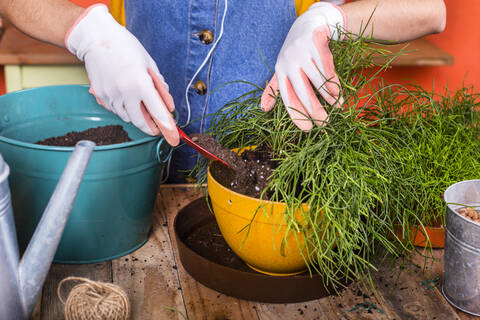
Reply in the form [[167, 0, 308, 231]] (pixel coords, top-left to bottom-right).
[[162, 0, 229, 183], [183, 0, 229, 127], [160, 156, 172, 184]]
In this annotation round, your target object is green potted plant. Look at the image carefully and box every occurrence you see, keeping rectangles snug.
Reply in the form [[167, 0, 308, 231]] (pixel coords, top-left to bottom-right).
[[190, 30, 425, 285], [190, 25, 480, 286], [369, 84, 480, 248]]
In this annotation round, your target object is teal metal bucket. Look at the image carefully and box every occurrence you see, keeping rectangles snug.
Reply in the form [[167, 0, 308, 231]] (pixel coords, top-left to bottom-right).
[[0, 85, 172, 263]]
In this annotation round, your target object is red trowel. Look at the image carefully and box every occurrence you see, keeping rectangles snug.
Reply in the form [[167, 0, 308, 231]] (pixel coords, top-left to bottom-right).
[[176, 126, 231, 168]]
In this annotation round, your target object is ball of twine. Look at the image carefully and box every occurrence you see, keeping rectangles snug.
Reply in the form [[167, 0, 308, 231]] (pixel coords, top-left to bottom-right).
[[57, 277, 130, 320]]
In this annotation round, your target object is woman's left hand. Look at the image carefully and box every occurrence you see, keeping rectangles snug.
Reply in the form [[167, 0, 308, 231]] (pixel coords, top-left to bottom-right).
[[260, 2, 345, 131]]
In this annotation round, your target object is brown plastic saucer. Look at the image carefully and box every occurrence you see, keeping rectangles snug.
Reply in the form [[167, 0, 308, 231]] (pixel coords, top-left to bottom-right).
[[174, 198, 343, 303]]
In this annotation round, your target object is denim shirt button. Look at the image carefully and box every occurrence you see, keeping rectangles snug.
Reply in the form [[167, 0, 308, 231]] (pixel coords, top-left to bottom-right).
[[199, 29, 214, 44], [193, 80, 207, 95]]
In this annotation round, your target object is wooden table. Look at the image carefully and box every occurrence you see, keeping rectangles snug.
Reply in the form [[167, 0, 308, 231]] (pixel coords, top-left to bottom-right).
[[34, 186, 475, 320], [370, 39, 454, 66]]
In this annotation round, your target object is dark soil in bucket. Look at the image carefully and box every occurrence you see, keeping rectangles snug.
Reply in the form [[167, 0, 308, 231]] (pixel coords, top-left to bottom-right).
[[190, 134, 275, 199], [36, 125, 131, 146]]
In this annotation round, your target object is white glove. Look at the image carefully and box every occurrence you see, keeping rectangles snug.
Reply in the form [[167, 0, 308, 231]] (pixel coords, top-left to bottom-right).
[[261, 2, 346, 131], [66, 4, 179, 146]]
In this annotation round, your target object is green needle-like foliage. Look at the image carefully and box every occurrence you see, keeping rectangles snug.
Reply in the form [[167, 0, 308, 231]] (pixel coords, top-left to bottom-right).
[[189, 28, 480, 288], [370, 84, 480, 227]]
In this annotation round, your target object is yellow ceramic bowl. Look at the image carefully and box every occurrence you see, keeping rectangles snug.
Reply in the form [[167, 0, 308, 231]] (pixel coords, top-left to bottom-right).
[[207, 163, 311, 276]]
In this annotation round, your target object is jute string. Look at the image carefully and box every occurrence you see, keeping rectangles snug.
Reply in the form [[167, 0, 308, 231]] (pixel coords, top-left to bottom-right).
[[57, 277, 130, 320]]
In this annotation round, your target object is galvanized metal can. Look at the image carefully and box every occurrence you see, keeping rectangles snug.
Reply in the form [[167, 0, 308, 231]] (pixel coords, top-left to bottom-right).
[[443, 179, 480, 316]]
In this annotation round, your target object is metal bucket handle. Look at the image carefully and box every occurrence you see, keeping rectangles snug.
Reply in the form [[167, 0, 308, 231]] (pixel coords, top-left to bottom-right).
[[155, 137, 173, 163]]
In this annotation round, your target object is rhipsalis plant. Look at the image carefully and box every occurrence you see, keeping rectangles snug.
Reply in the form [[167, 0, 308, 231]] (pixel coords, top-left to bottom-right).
[[190, 27, 480, 287]]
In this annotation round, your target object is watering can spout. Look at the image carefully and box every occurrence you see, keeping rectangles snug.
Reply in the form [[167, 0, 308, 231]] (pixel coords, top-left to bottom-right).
[[0, 140, 95, 319]]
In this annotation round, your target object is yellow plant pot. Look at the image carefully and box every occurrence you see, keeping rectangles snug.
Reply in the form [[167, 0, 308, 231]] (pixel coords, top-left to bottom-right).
[[207, 165, 311, 276]]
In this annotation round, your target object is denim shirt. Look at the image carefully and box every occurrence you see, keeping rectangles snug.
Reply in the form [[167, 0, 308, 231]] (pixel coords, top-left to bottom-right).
[[125, 0, 296, 182]]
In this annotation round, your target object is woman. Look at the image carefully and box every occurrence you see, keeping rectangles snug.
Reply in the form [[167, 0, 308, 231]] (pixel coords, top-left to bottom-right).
[[0, 0, 446, 181]]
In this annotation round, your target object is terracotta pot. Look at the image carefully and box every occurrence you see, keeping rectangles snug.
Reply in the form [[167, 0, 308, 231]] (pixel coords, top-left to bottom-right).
[[395, 225, 445, 248], [207, 165, 313, 276]]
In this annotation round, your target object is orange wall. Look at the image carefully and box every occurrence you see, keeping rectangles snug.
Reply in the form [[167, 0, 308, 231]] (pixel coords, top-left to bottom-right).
[[381, 1, 480, 93]]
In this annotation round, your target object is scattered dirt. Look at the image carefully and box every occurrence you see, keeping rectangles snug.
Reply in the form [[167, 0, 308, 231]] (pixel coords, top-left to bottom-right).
[[36, 125, 131, 146], [183, 217, 252, 272], [191, 134, 276, 199], [456, 207, 480, 224]]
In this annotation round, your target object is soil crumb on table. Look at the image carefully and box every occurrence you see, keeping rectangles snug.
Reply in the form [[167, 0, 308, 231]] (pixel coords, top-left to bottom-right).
[[36, 125, 131, 146], [456, 207, 480, 224]]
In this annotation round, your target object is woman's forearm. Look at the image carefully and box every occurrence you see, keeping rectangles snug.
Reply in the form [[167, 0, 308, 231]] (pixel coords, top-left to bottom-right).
[[0, 0, 84, 47], [341, 0, 446, 43]]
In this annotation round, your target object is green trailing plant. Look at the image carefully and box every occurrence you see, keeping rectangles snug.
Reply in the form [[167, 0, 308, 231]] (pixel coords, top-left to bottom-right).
[[190, 29, 419, 287], [367, 84, 480, 227], [189, 27, 480, 288]]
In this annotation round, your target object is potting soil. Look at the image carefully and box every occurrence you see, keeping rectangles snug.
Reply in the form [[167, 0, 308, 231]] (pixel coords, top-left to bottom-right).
[[190, 134, 245, 170], [36, 125, 131, 146], [191, 134, 275, 199]]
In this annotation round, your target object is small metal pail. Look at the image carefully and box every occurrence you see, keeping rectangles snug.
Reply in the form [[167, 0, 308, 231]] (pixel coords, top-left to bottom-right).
[[443, 179, 480, 316]]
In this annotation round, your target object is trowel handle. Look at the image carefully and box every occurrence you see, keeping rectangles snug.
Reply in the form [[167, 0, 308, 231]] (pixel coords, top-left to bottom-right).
[[177, 127, 231, 168]]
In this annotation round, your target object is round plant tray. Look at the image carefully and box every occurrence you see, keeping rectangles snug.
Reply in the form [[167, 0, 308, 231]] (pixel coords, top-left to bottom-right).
[[174, 198, 340, 303]]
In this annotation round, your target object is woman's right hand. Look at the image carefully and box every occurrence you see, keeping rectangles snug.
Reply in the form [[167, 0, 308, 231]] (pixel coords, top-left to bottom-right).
[[66, 4, 179, 146]]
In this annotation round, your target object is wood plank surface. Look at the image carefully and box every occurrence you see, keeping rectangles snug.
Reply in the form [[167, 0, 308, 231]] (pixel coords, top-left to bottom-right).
[[159, 187, 259, 320], [41, 262, 112, 320], [409, 249, 479, 320], [0, 26, 80, 65], [111, 191, 187, 319], [372, 262, 459, 320], [370, 39, 454, 66], [38, 186, 471, 320]]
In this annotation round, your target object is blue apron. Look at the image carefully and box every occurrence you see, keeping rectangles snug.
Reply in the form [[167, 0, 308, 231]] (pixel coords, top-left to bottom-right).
[[125, 0, 296, 182]]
